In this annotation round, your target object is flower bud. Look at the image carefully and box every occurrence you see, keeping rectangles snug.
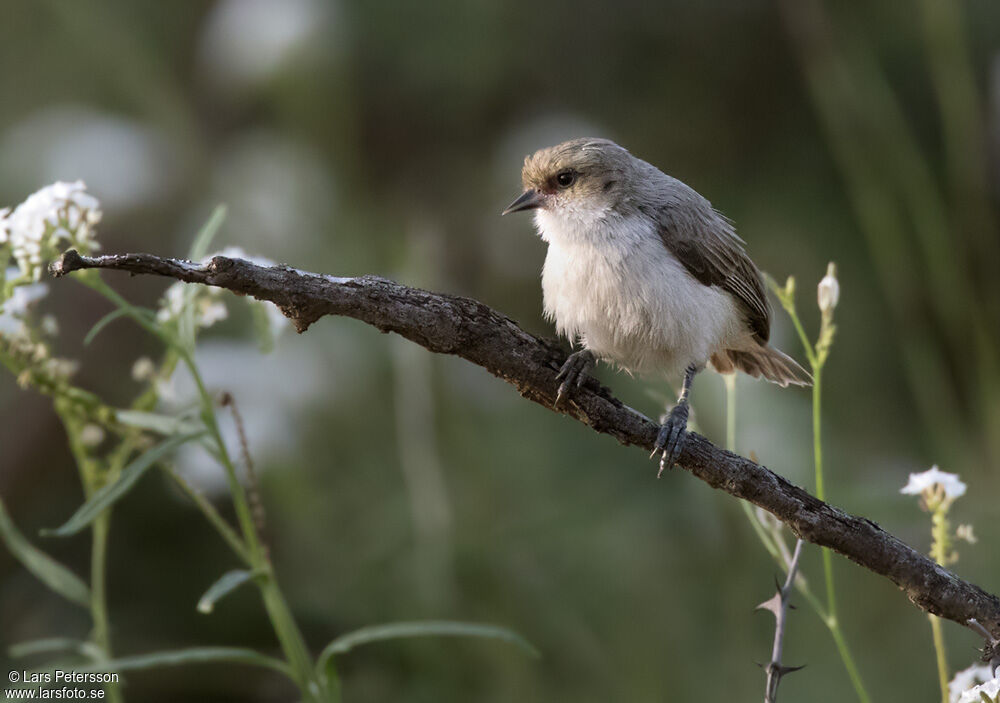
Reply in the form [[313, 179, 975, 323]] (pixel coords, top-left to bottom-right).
[[131, 356, 156, 381], [817, 262, 839, 314], [80, 424, 105, 447]]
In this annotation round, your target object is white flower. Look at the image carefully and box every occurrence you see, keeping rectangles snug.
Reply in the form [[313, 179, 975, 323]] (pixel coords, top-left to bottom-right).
[[2, 281, 49, 315], [156, 281, 186, 321], [2, 181, 102, 281], [901, 465, 967, 499], [156, 280, 228, 328], [958, 678, 1000, 703], [0, 281, 50, 339], [817, 262, 840, 314], [0, 207, 10, 244], [131, 356, 157, 382], [198, 300, 228, 327], [951, 664, 995, 702], [44, 357, 79, 380], [211, 247, 288, 338], [957, 524, 978, 544], [40, 314, 59, 337], [80, 424, 106, 447], [155, 247, 287, 336]]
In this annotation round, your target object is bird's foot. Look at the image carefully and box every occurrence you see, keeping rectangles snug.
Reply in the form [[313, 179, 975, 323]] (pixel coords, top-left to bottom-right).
[[555, 349, 595, 408], [651, 401, 690, 477]]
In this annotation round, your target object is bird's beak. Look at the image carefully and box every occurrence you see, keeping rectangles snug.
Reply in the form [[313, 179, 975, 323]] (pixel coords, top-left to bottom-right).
[[501, 189, 544, 216]]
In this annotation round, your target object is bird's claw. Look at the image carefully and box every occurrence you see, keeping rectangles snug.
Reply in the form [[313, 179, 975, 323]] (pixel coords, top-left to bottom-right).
[[554, 350, 594, 408], [652, 402, 690, 477]]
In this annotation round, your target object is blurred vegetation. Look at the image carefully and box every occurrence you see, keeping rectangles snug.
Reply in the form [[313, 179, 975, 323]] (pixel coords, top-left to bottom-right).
[[0, 0, 998, 701]]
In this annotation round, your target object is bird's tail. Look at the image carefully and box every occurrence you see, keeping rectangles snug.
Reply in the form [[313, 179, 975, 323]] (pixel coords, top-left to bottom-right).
[[711, 346, 812, 387]]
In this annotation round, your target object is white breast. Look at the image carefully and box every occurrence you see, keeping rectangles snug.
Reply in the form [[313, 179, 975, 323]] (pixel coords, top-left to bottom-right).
[[535, 207, 745, 379]]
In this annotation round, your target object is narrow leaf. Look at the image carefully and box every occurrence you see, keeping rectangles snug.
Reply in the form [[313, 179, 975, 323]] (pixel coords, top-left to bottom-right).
[[197, 569, 256, 614], [317, 620, 539, 675], [0, 496, 90, 607], [87, 647, 291, 677], [189, 205, 228, 261], [115, 409, 203, 436], [8, 638, 93, 660], [84, 307, 156, 346], [44, 431, 204, 537], [14, 647, 293, 685]]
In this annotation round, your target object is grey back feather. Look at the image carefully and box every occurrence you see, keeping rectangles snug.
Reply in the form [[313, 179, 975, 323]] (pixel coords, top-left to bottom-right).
[[631, 161, 771, 344]]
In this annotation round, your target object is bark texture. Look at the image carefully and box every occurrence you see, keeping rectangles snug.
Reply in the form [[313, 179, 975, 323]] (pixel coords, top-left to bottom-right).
[[52, 249, 1000, 637]]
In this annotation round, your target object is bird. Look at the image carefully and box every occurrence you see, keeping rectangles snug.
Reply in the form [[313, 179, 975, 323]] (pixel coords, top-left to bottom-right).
[[501, 138, 810, 475]]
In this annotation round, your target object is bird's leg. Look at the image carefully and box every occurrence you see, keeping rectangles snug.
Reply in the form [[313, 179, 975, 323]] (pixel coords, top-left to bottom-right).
[[554, 349, 596, 407], [652, 364, 698, 476]]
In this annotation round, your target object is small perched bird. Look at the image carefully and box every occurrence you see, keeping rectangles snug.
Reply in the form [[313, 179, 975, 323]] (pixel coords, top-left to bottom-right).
[[502, 138, 810, 474]]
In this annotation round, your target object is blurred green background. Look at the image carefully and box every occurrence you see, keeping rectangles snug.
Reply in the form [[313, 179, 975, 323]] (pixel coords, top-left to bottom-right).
[[1, 0, 999, 700]]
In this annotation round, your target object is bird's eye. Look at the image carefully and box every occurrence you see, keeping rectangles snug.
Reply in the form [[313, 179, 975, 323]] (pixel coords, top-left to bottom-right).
[[555, 170, 575, 188]]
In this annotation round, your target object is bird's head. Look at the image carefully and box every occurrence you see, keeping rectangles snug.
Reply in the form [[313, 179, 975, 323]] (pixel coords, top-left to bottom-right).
[[502, 138, 634, 220]]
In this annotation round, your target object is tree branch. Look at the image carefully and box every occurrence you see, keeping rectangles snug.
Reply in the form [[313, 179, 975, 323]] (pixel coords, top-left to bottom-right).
[[51, 249, 1000, 638], [759, 539, 806, 702]]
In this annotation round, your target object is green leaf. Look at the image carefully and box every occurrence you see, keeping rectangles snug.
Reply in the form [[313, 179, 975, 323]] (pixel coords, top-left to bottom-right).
[[14, 647, 293, 687], [44, 430, 205, 538], [84, 307, 156, 346], [316, 621, 538, 681], [91, 647, 291, 677], [0, 496, 90, 608], [8, 638, 100, 660], [189, 205, 227, 261], [197, 569, 257, 614], [115, 409, 203, 436]]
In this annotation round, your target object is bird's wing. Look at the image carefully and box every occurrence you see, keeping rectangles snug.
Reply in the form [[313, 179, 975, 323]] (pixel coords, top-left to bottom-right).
[[648, 197, 771, 344]]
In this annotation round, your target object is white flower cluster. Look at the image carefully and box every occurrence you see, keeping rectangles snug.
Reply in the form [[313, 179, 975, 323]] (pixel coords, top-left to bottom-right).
[[157, 279, 229, 328], [951, 664, 1000, 703], [1, 181, 102, 282], [901, 465, 967, 500], [0, 277, 49, 339]]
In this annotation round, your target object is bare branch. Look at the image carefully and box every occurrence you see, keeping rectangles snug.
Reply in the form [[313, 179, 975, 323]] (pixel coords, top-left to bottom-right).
[[51, 249, 1000, 636], [759, 539, 806, 702]]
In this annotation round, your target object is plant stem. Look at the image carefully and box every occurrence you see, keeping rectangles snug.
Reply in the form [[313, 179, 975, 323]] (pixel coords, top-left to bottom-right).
[[724, 374, 737, 452], [89, 513, 122, 703], [184, 357, 328, 701], [811, 347, 870, 702], [929, 507, 952, 702], [813, 367, 837, 619], [77, 271, 329, 701], [56, 399, 123, 703], [827, 618, 870, 703], [929, 615, 949, 703]]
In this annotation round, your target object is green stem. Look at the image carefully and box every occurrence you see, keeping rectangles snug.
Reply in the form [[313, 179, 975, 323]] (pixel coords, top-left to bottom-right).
[[259, 575, 326, 701], [57, 402, 122, 703], [75, 271, 328, 701], [727, 360, 872, 700], [929, 507, 951, 701], [165, 468, 254, 566], [812, 366, 838, 619], [89, 513, 122, 703], [929, 615, 949, 703], [779, 293, 872, 702], [185, 358, 326, 700], [813, 367, 825, 502], [828, 618, 871, 703], [724, 374, 736, 452]]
